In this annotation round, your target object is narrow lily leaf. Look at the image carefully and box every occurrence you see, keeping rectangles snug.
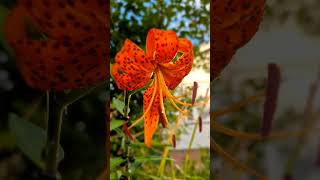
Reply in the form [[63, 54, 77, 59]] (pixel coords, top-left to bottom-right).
[[110, 157, 126, 170], [135, 157, 172, 163], [112, 97, 125, 114], [8, 113, 64, 169], [110, 119, 125, 131]]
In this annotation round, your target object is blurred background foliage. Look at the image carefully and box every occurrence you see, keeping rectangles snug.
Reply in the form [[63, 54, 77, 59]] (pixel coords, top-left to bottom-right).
[[264, 0, 320, 36], [212, 0, 320, 179], [0, 0, 106, 179]]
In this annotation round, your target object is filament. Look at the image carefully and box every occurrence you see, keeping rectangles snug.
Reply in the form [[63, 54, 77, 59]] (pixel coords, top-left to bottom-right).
[[156, 69, 189, 114], [212, 121, 303, 140], [129, 74, 158, 129], [211, 138, 267, 180]]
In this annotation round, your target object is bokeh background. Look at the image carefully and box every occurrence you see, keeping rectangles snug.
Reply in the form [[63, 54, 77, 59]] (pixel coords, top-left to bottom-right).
[[110, 0, 210, 179], [0, 1, 107, 179], [212, 0, 320, 179]]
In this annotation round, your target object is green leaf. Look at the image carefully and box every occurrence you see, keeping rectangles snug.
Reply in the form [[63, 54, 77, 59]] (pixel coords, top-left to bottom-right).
[[110, 157, 125, 170], [110, 119, 125, 131], [130, 141, 169, 149], [112, 97, 125, 114], [8, 113, 64, 169], [135, 156, 173, 163]]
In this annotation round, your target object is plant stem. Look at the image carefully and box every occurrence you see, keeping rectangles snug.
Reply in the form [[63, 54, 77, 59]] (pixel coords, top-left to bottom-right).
[[183, 118, 198, 180], [106, 94, 111, 179], [183, 96, 209, 180], [44, 91, 64, 179], [123, 90, 131, 179], [43, 83, 105, 179], [285, 76, 319, 174]]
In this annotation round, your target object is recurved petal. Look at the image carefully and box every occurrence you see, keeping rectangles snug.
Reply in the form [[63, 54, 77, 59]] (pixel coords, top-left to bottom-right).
[[212, 0, 265, 79], [146, 28, 179, 64], [143, 82, 161, 148], [5, 2, 108, 90], [159, 38, 194, 90], [212, 31, 236, 79], [7, 38, 107, 90], [20, 0, 105, 43], [112, 39, 154, 90], [4, 6, 31, 44], [213, 0, 265, 32]]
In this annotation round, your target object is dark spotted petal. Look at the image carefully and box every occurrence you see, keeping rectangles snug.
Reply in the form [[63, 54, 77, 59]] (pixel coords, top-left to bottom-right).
[[212, 0, 265, 79], [146, 28, 179, 64], [112, 39, 154, 90], [20, 0, 105, 43], [6, 38, 107, 90], [159, 38, 194, 90], [5, 3, 108, 90], [143, 82, 161, 148]]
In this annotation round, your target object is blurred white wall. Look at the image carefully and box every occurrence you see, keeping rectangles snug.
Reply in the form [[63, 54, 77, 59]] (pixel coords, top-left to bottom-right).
[[174, 43, 210, 150]]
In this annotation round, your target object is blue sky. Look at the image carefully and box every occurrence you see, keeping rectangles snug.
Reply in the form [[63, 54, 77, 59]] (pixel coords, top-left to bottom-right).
[[114, 0, 209, 46]]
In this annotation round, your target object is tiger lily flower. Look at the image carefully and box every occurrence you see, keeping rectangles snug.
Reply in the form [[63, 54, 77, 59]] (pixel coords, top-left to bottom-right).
[[112, 28, 194, 147], [4, 0, 108, 90]]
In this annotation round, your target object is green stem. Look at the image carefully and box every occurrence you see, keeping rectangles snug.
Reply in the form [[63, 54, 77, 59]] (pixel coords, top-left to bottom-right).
[[183, 118, 198, 180], [183, 97, 209, 180], [106, 94, 111, 179], [285, 76, 320, 174], [123, 90, 131, 179], [43, 83, 105, 179], [170, 159, 176, 179], [44, 91, 64, 179]]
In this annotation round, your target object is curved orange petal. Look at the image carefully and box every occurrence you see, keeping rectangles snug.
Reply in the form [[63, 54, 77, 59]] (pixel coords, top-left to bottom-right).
[[7, 38, 107, 90], [143, 82, 162, 148], [212, 31, 236, 79], [4, 6, 30, 44], [19, 0, 105, 43], [212, 0, 265, 78], [5, 5, 107, 90], [112, 39, 154, 90], [146, 28, 179, 64], [159, 38, 194, 90], [72, 0, 107, 25]]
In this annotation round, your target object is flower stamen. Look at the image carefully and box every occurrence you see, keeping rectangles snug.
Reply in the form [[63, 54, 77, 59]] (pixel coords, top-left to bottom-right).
[[156, 69, 189, 114], [159, 80, 171, 129], [129, 75, 158, 129]]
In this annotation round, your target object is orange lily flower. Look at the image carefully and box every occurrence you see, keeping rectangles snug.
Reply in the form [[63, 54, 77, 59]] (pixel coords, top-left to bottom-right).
[[212, 0, 265, 78], [112, 28, 194, 147], [4, 0, 108, 90]]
